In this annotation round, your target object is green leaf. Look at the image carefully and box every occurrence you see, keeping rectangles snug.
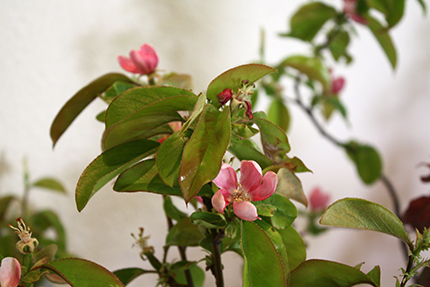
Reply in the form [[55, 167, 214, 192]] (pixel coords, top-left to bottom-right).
[[102, 99, 192, 150], [254, 193, 297, 229], [190, 211, 227, 229], [284, 2, 337, 42], [113, 159, 182, 196], [179, 105, 231, 203], [241, 221, 287, 287], [102, 81, 137, 104], [267, 99, 290, 132], [367, 15, 397, 69], [42, 258, 124, 287], [171, 262, 205, 287], [76, 140, 159, 211], [164, 196, 187, 221], [277, 226, 306, 271], [32, 178, 66, 193], [165, 217, 206, 246], [179, 93, 206, 134], [328, 30, 351, 62], [113, 268, 151, 286], [252, 117, 291, 163], [290, 259, 378, 286], [228, 138, 273, 169], [366, 0, 405, 28], [105, 86, 197, 128], [158, 73, 193, 89], [33, 244, 58, 267], [367, 266, 381, 287], [320, 198, 412, 248], [157, 130, 191, 187], [206, 64, 277, 108], [50, 73, 132, 147], [279, 55, 331, 92], [231, 123, 259, 139], [345, 142, 382, 184]]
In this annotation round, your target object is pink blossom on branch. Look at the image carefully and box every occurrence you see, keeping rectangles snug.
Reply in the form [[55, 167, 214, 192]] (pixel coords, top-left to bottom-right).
[[309, 187, 330, 212], [118, 44, 159, 75], [0, 257, 21, 287], [211, 160, 278, 221]]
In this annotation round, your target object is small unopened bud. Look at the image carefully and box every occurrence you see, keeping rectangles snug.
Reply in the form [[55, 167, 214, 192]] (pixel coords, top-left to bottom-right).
[[217, 89, 233, 105], [244, 101, 254, 119], [8, 217, 39, 254]]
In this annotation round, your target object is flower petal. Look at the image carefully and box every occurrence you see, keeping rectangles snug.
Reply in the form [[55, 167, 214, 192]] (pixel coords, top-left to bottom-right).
[[249, 171, 278, 201], [117, 56, 140, 73], [233, 201, 260, 221], [212, 189, 232, 213], [0, 257, 21, 287], [213, 163, 237, 193], [239, 160, 262, 193]]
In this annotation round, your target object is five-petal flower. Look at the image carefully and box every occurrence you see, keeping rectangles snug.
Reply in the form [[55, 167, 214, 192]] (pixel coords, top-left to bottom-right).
[[211, 160, 278, 221], [118, 44, 159, 75]]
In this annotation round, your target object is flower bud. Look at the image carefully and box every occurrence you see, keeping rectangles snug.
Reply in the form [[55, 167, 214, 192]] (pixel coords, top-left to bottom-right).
[[118, 44, 159, 75], [0, 257, 21, 287], [309, 187, 330, 212], [217, 88, 233, 105]]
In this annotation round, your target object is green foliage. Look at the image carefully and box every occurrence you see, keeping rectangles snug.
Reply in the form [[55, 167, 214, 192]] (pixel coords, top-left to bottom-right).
[[113, 268, 151, 286], [206, 64, 277, 108], [50, 73, 132, 146], [254, 193, 297, 229], [345, 141, 382, 184], [320, 198, 412, 248], [277, 226, 306, 271], [283, 2, 337, 42], [32, 177, 66, 193], [42, 258, 125, 287], [165, 217, 206, 247], [279, 55, 331, 92], [367, 15, 397, 69], [179, 105, 231, 203], [157, 130, 191, 187], [241, 221, 287, 287], [267, 99, 290, 132], [290, 260, 379, 286], [190, 211, 227, 229], [75, 140, 159, 211]]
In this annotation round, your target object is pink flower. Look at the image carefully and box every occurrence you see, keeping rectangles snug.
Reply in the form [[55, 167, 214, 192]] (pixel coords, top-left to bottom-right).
[[332, 76, 345, 94], [212, 160, 278, 221], [0, 257, 21, 287], [118, 44, 159, 75], [309, 187, 330, 211], [343, 0, 368, 24], [217, 89, 233, 105]]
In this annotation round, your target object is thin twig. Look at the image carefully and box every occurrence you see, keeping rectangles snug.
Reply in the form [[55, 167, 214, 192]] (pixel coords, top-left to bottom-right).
[[292, 77, 409, 261]]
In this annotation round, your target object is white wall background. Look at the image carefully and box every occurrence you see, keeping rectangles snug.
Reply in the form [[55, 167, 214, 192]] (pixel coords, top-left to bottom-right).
[[1, 1, 429, 286]]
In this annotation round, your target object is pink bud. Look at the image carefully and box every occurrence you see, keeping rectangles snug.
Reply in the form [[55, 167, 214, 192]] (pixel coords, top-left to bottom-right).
[[0, 257, 21, 287], [332, 77, 345, 94], [217, 89, 233, 105], [309, 187, 330, 211], [118, 44, 159, 75]]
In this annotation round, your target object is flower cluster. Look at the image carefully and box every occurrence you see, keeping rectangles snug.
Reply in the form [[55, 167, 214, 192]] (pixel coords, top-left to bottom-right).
[[212, 160, 278, 221]]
